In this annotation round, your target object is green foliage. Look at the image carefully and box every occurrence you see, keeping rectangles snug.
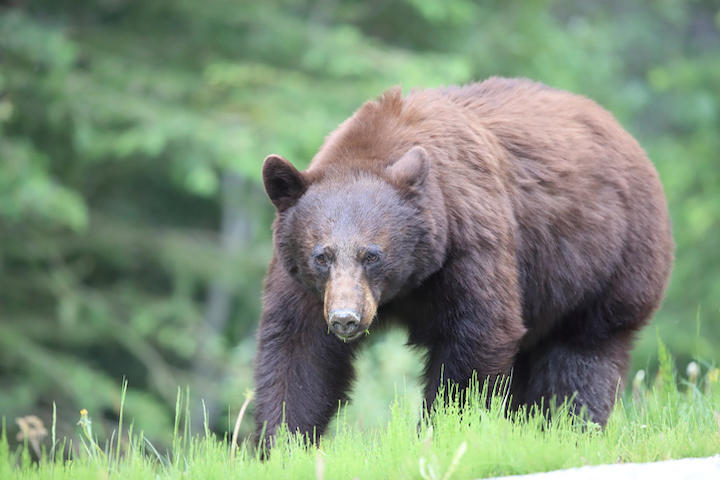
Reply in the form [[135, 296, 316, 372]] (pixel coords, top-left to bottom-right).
[[1, 351, 719, 479], [0, 0, 719, 446], [0, 420, 9, 480]]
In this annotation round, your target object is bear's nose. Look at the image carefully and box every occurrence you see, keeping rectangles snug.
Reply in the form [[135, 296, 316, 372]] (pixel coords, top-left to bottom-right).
[[329, 309, 360, 337]]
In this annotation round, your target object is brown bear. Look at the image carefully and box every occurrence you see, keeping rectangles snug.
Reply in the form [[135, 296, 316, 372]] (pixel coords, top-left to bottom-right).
[[253, 77, 673, 447]]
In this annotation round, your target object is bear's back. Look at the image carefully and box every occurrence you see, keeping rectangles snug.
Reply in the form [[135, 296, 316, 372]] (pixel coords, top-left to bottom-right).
[[435, 78, 671, 344]]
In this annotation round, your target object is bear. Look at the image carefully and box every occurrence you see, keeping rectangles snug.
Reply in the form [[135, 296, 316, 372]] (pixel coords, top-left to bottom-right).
[[253, 77, 674, 447]]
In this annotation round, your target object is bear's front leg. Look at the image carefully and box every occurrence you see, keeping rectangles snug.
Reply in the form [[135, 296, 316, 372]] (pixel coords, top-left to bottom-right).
[[420, 251, 526, 410], [253, 260, 356, 449]]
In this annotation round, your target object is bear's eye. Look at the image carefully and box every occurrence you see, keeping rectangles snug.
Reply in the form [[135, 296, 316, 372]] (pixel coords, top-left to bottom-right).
[[314, 253, 328, 267], [365, 252, 379, 264], [363, 248, 382, 266]]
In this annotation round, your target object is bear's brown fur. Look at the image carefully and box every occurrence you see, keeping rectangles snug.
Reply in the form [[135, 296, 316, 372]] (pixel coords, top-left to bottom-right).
[[253, 77, 673, 448]]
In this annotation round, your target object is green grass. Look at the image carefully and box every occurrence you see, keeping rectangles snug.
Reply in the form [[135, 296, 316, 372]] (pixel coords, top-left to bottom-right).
[[2, 349, 719, 479]]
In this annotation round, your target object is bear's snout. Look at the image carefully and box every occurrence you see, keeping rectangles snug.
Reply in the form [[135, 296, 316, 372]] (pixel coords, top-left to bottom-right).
[[323, 269, 377, 341], [328, 309, 361, 338]]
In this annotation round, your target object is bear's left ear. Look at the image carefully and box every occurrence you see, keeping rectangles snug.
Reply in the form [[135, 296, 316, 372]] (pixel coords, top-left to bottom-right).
[[262, 154, 307, 211], [387, 146, 430, 189]]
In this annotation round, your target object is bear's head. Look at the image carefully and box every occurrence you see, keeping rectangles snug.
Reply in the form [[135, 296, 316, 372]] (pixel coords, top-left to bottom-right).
[[262, 146, 444, 341]]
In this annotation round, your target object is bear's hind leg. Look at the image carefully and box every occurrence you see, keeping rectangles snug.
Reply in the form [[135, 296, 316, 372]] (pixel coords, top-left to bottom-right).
[[518, 330, 633, 426], [517, 214, 672, 425]]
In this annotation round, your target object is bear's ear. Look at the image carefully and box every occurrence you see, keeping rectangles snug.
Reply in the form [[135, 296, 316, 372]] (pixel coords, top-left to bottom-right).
[[262, 154, 307, 211], [388, 146, 430, 189]]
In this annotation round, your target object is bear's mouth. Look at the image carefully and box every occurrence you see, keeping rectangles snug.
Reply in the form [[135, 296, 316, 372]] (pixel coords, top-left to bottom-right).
[[333, 329, 367, 343]]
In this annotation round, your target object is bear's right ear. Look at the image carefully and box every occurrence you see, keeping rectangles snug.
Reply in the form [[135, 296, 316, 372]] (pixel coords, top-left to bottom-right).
[[387, 146, 430, 189], [262, 154, 307, 211]]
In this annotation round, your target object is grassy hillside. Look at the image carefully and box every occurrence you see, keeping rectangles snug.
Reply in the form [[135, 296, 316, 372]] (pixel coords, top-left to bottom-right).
[[3, 344, 719, 480]]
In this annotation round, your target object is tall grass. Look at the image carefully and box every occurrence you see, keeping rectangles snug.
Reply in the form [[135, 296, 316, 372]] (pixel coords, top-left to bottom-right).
[[2, 343, 719, 479]]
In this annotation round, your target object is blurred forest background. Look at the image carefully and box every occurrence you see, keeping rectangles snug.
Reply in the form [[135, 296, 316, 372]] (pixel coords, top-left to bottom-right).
[[1, 0, 719, 445]]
